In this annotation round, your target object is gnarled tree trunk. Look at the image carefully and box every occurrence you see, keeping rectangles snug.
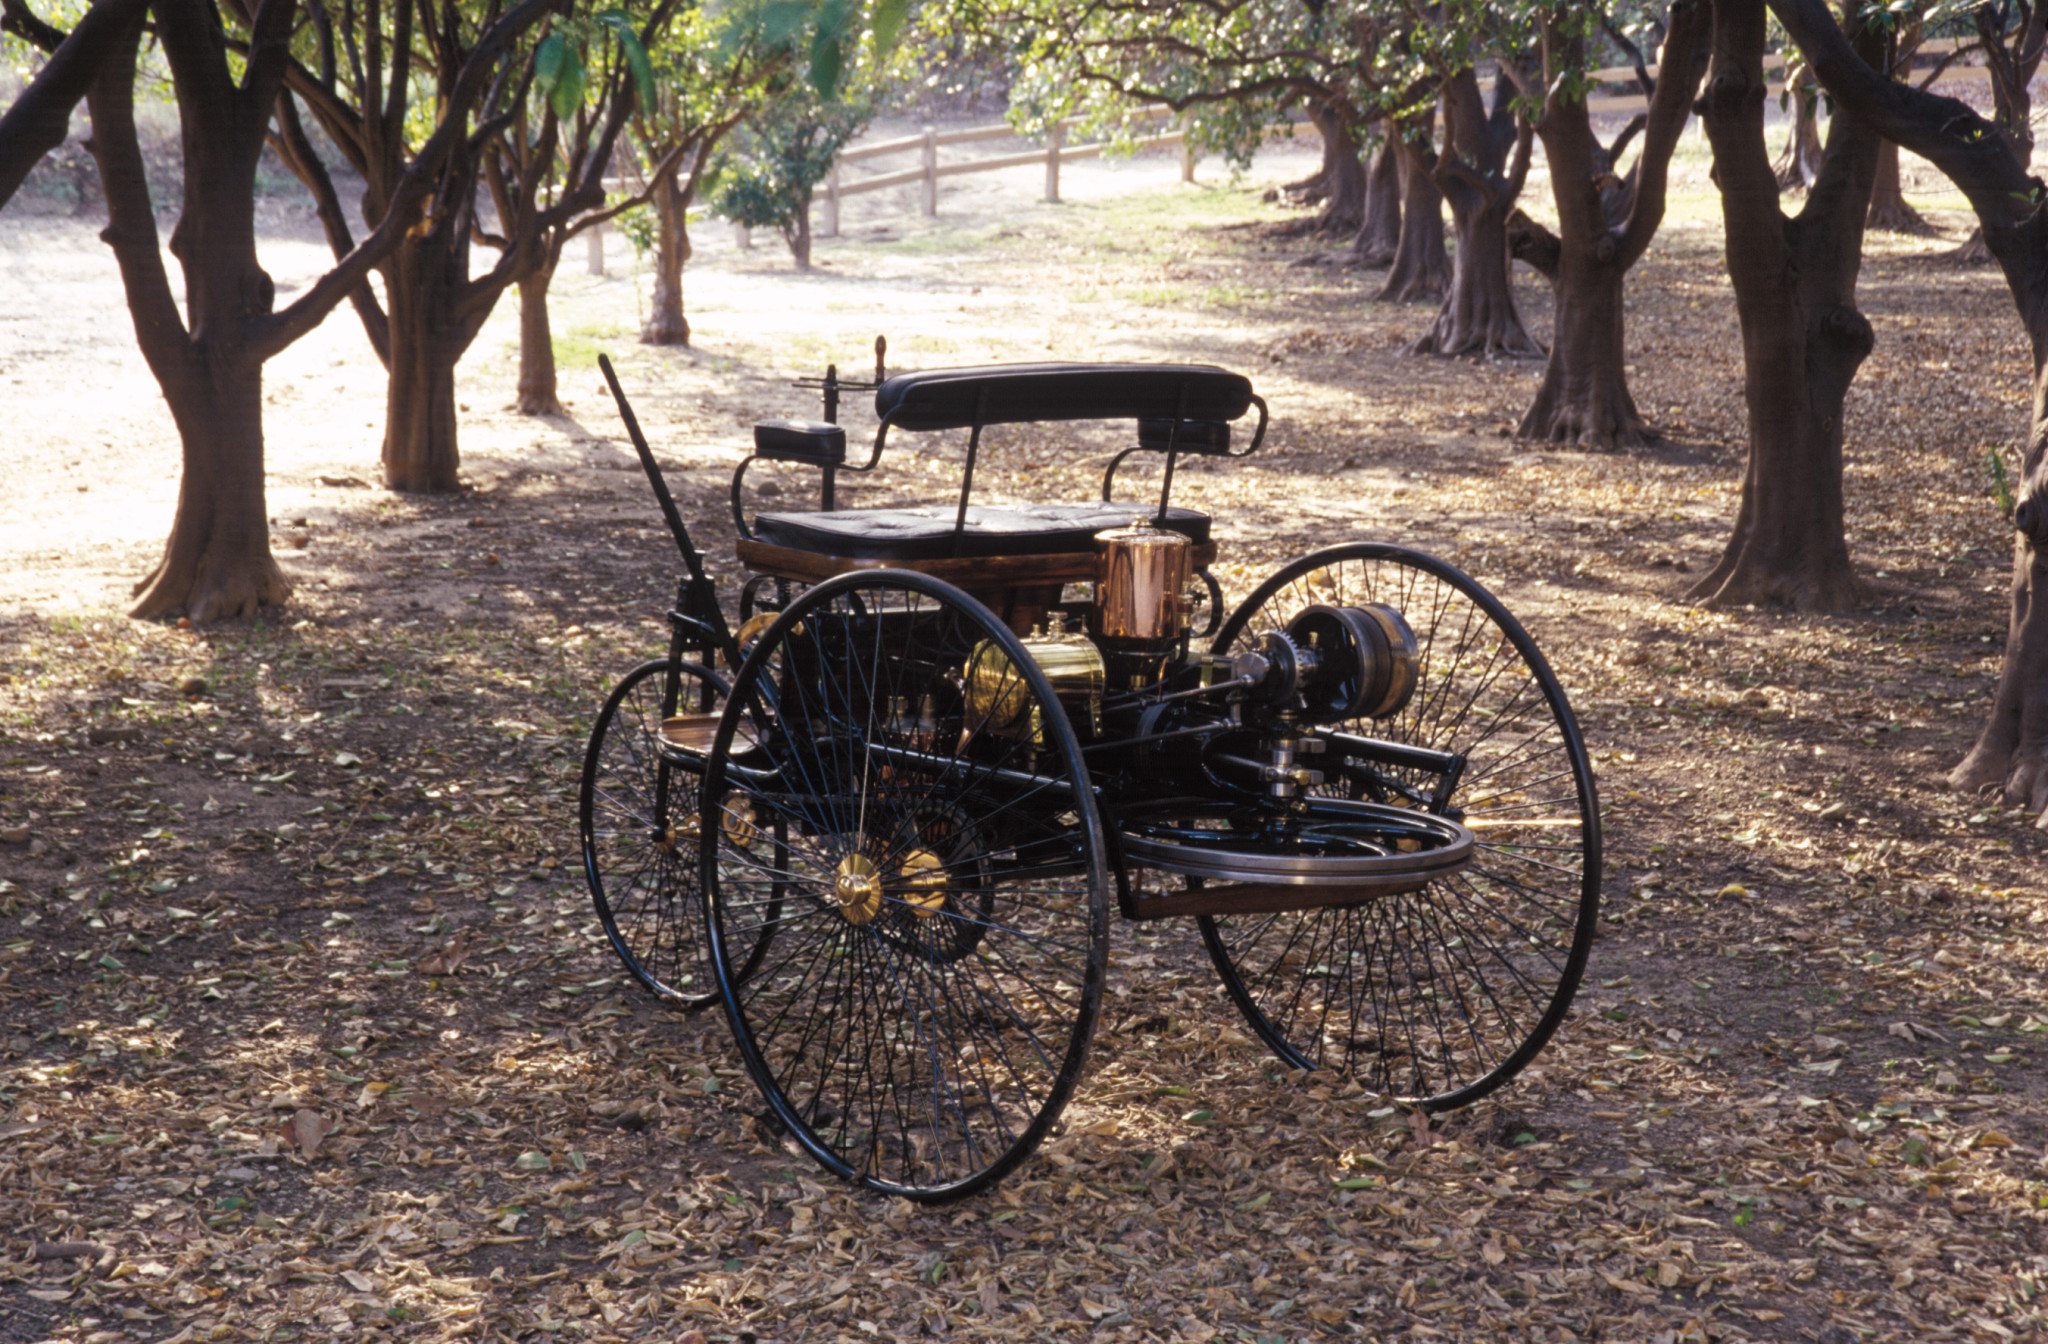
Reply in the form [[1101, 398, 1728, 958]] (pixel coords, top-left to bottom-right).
[[1408, 198, 1535, 357], [1348, 135, 1401, 267], [1378, 132, 1449, 302], [1307, 101, 1367, 236], [382, 233, 470, 492], [1691, 0, 1880, 611], [1515, 1, 1707, 450], [1518, 251, 1643, 447], [77, 6, 290, 622], [1769, 0, 2048, 819], [1955, 389, 2048, 811], [131, 361, 288, 620], [1407, 72, 1539, 360], [641, 166, 693, 345]]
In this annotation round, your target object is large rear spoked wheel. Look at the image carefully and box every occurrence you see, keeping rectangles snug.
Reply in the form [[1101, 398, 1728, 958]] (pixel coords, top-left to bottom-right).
[[1201, 543, 1600, 1111], [701, 570, 1111, 1201]]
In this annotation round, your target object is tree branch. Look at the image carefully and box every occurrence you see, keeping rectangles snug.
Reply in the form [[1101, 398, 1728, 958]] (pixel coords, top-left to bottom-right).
[[0, 0, 150, 209], [1767, 0, 2044, 296], [270, 90, 389, 362], [247, 0, 557, 360], [81, 9, 201, 388], [1617, 0, 1710, 268]]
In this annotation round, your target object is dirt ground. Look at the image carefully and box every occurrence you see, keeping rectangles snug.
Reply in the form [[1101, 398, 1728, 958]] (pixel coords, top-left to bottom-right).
[[4, 126, 2048, 1343]]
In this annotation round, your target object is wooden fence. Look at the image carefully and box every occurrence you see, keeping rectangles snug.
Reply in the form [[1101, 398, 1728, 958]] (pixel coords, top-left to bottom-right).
[[800, 36, 1998, 238], [817, 106, 1210, 238], [657, 34, 2002, 262]]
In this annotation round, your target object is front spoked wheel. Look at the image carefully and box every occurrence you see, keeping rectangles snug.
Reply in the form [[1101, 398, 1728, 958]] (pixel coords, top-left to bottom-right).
[[580, 659, 779, 1008], [700, 570, 1110, 1201], [1201, 543, 1601, 1111]]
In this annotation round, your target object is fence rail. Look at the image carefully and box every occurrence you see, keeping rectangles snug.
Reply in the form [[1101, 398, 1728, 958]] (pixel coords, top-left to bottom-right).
[[818, 105, 1219, 235]]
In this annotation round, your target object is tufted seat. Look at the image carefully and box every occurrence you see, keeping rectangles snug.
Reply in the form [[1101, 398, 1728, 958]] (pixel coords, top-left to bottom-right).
[[753, 502, 1211, 562]]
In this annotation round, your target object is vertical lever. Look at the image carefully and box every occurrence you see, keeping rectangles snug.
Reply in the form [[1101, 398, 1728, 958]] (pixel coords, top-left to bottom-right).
[[874, 334, 887, 382]]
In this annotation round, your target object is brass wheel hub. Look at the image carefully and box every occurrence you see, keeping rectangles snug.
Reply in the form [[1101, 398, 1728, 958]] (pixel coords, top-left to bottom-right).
[[721, 801, 760, 847], [833, 854, 883, 925], [898, 849, 947, 917]]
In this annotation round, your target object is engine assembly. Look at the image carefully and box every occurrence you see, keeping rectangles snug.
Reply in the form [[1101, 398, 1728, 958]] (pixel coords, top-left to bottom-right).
[[956, 524, 1424, 783]]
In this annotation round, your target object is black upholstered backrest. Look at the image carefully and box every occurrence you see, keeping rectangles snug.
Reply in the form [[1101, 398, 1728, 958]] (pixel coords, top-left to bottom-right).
[[873, 362, 1255, 432]]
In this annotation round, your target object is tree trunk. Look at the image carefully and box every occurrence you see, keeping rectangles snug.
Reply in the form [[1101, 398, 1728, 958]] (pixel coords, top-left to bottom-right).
[[641, 167, 692, 345], [1952, 386, 2048, 812], [77, 6, 289, 623], [1348, 135, 1402, 267], [1514, 0, 1708, 449], [1378, 135, 1449, 302], [1691, 0, 1878, 612], [1309, 104, 1367, 236], [787, 197, 813, 270], [1866, 139, 1932, 233], [1408, 190, 1538, 358], [1759, 0, 2048, 818], [382, 236, 467, 492], [130, 360, 289, 620], [515, 253, 562, 416], [1518, 256, 1646, 447], [1408, 73, 1540, 359], [1774, 72, 1825, 189], [1947, 11, 2048, 811]]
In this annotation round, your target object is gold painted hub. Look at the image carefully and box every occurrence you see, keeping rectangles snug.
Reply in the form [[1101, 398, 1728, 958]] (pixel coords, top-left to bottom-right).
[[721, 801, 760, 848], [833, 854, 883, 925], [898, 849, 948, 917]]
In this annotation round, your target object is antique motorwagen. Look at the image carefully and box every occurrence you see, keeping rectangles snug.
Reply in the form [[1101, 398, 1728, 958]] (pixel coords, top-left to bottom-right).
[[580, 346, 1600, 1201]]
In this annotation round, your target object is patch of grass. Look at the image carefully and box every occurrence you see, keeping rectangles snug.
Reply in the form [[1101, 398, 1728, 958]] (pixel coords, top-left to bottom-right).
[[1124, 284, 1194, 307], [553, 322, 634, 373]]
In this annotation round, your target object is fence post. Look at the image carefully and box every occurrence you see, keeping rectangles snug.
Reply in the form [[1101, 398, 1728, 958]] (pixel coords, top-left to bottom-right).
[[821, 162, 841, 238], [1045, 122, 1065, 203], [585, 220, 606, 276], [1181, 137, 1196, 184], [921, 126, 938, 216]]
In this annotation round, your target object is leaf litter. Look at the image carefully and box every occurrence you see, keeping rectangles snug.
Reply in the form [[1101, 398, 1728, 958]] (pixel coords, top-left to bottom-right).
[[1, 160, 2046, 1341]]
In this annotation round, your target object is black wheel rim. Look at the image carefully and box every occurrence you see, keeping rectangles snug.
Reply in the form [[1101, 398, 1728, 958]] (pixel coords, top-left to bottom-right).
[[701, 570, 1110, 1201], [1200, 543, 1601, 1111]]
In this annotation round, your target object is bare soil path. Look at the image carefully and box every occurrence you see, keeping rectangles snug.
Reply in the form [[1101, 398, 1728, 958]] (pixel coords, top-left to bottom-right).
[[3, 135, 2046, 1343]]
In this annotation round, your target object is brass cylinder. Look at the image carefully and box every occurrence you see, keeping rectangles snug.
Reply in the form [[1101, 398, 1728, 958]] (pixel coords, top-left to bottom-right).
[[1093, 518, 1191, 642], [962, 613, 1104, 741]]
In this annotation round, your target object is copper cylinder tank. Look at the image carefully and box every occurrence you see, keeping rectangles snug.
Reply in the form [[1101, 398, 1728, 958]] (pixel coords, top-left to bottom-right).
[[1093, 517, 1191, 642]]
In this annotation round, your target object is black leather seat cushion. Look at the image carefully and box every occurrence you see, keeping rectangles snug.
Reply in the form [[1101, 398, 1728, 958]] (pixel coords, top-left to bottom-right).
[[875, 363, 1254, 431], [754, 503, 1211, 560]]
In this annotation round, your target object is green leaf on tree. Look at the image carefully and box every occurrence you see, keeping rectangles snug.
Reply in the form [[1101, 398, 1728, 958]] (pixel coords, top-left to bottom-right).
[[808, 28, 844, 99], [872, 0, 910, 53], [535, 32, 567, 89], [550, 45, 587, 122]]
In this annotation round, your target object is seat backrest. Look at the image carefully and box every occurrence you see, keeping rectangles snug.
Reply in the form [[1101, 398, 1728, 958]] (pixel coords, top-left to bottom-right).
[[874, 362, 1255, 432]]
